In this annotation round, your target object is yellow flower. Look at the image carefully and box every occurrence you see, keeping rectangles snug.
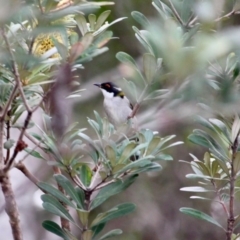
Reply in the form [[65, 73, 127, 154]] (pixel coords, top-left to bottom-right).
[[32, 32, 63, 58]]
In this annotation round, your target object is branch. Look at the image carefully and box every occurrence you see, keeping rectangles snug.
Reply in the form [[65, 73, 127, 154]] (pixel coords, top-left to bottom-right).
[[15, 162, 42, 189], [1, 28, 32, 113], [0, 173, 23, 240], [37, 0, 44, 14], [53, 165, 71, 231], [5, 111, 32, 171], [0, 84, 18, 119], [5, 113, 11, 163], [0, 121, 4, 168], [215, 10, 240, 22]]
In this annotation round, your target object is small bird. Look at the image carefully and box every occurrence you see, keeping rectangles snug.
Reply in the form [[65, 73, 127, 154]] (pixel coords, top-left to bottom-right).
[[94, 82, 137, 128]]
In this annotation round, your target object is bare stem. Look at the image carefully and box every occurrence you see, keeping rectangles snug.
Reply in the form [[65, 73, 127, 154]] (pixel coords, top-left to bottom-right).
[[5, 113, 11, 163], [167, 0, 184, 26], [215, 10, 240, 22], [1, 28, 31, 113], [0, 172, 23, 240], [0, 121, 4, 168], [5, 111, 32, 171], [53, 165, 71, 231], [226, 135, 239, 240], [15, 162, 41, 188]]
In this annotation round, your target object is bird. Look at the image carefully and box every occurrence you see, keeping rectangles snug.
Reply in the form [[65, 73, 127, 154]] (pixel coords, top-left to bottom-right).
[[94, 82, 137, 129]]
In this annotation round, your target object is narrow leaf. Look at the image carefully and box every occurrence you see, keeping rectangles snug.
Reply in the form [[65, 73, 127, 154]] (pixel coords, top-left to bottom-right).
[[42, 220, 70, 240], [116, 52, 137, 69], [90, 175, 137, 210], [180, 207, 224, 229], [38, 182, 75, 208], [99, 229, 123, 240], [91, 203, 136, 227], [143, 53, 157, 83], [54, 174, 84, 209]]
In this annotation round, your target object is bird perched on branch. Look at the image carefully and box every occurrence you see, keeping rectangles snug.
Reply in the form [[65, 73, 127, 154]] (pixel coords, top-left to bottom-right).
[[94, 82, 137, 129]]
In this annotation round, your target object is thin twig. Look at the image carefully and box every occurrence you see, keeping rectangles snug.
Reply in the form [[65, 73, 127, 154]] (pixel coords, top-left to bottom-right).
[[0, 122, 4, 168], [0, 84, 18, 119], [167, 0, 184, 26], [89, 164, 102, 189], [5, 112, 32, 170], [15, 162, 41, 188], [1, 28, 32, 113], [188, 16, 198, 27], [128, 84, 148, 119], [67, 166, 86, 190], [0, 173, 23, 240], [37, 0, 44, 14], [24, 132, 45, 151], [185, 12, 195, 27], [215, 10, 240, 22], [5, 113, 11, 163]]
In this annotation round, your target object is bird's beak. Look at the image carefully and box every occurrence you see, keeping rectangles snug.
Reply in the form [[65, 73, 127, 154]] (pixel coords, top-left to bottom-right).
[[94, 83, 101, 88]]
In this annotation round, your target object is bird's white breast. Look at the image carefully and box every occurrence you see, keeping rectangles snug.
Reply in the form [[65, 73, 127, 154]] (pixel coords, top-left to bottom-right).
[[103, 95, 132, 126]]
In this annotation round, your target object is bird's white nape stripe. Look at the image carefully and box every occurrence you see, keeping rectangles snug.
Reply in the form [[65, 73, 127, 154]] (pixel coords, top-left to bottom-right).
[[113, 86, 122, 91], [101, 88, 114, 99]]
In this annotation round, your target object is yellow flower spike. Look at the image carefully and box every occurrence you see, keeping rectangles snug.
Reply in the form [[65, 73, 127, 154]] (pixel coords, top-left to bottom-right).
[[32, 32, 65, 58]]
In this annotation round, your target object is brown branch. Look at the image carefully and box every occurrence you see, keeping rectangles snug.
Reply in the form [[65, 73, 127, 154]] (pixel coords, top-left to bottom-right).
[[215, 10, 240, 22], [0, 172, 23, 240], [0, 121, 4, 168], [15, 162, 43, 189], [226, 135, 239, 240], [5, 113, 11, 163], [53, 165, 71, 231], [0, 84, 18, 119], [5, 111, 32, 171]]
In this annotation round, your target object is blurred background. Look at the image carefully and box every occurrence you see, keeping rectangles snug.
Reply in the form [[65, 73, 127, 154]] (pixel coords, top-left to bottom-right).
[[1, 0, 239, 239]]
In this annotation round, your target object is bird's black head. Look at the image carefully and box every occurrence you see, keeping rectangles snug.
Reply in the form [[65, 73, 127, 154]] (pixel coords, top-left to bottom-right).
[[94, 82, 124, 98]]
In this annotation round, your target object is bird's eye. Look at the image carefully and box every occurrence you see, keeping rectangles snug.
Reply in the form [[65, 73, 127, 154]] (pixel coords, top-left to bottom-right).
[[105, 84, 111, 88]]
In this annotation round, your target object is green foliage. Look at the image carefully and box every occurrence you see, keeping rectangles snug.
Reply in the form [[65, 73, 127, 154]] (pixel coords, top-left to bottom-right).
[[39, 110, 180, 238], [2, 0, 240, 239]]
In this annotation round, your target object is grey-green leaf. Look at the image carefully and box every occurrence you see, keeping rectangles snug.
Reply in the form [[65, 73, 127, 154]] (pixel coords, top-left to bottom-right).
[[90, 175, 137, 210], [131, 11, 150, 27], [41, 194, 74, 222], [38, 182, 75, 208], [95, 10, 111, 30], [180, 207, 224, 229], [42, 220, 70, 240], [91, 203, 135, 227], [42, 202, 74, 222], [54, 174, 84, 209], [143, 53, 157, 83], [99, 229, 123, 240]]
